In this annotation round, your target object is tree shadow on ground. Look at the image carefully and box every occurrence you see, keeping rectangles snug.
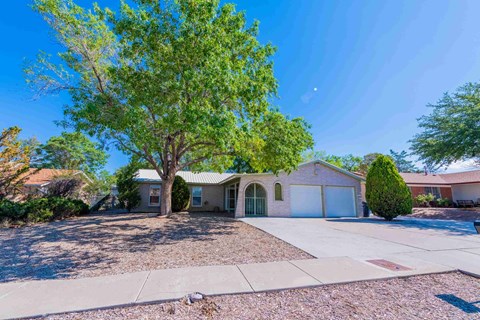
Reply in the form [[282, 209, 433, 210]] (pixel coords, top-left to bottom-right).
[[0, 212, 237, 283], [411, 207, 480, 222], [436, 294, 480, 314], [325, 217, 477, 236]]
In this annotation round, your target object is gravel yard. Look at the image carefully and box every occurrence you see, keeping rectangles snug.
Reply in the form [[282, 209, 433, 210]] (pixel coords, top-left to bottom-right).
[[36, 272, 480, 320], [411, 207, 480, 221], [0, 212, 311, 283]]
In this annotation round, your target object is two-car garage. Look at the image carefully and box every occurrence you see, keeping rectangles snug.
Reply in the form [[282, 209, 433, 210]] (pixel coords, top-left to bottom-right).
[[290, 185, 357, 218]]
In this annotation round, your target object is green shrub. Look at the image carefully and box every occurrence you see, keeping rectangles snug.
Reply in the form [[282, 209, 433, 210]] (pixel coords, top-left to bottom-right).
[[45, 197, 89, 219], [1, 197, 89, 225], [172, 175, 190, 212], [436, 197, 451, 208], [27, 209, 54, 223], [365, 155, 413, 221], [0, 199, 26, 221], [116, 162, 141, 212], [414, 193, 435, 207]]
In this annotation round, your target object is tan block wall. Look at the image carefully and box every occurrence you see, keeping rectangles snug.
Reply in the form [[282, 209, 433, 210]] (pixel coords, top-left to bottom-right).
[[234, 162, 362, 218]]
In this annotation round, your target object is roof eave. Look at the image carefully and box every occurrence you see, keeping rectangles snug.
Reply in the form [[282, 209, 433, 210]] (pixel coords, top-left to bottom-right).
[[299, 159, 365, 181]]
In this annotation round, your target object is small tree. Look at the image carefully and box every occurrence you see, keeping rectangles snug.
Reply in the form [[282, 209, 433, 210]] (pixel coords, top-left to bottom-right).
[[366, 155, 412, 221], [0, 127, 31, 199], [116, 162, 141, 212], [172, 176, 190, 212], [46, 176, 84, 198]]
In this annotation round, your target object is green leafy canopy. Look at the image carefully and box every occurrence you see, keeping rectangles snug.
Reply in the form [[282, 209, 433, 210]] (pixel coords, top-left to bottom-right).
[[40, 131, 108, 177], [27, 0, 313, 214], [410, 82, 480, 168]]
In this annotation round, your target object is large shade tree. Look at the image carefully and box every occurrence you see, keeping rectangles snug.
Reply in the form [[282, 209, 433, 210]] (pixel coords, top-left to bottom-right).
[[27, 0, 313, 215], [411, 82, 480, 168], [301, 151, 362, 172], [389, 150, 419, 173], [40, 132, 108, 177]]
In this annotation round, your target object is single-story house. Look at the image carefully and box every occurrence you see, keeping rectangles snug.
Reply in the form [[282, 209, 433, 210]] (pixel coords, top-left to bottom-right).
[[134, 160, 364, 218], [20, 168, 91, 199], [399, 170, 480, 203]]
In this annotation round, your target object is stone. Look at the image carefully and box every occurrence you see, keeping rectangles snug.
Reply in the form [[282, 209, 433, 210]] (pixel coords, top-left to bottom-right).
[[183, 292, 204, 304]]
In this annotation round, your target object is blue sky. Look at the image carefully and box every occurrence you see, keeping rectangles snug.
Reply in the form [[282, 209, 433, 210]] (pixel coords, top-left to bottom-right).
[[1, 0, 480, 173]]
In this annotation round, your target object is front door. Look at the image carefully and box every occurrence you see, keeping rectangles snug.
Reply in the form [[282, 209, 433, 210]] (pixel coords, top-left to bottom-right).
[[245, 183, 267, 216], [225, 183, 239, 213]]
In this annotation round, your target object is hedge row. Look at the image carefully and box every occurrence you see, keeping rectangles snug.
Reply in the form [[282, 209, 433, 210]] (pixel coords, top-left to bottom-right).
[[0, 197, 89, 224]]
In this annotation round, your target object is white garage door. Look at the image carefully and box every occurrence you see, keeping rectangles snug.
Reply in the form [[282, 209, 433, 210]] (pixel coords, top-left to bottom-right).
[[325, 186, 356, 217], [290, 185, 323, 217]]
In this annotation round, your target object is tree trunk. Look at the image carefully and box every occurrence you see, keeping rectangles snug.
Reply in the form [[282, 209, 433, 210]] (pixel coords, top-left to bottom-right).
[[160, 176, 174, 216]]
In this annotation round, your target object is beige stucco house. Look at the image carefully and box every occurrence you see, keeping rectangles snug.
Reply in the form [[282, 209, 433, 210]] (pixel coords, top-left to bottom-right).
[[134, 160, 364, 218]]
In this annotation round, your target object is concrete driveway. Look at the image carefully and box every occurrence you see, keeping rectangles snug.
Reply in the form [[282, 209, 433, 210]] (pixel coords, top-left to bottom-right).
[[241, 217, 480, 276]]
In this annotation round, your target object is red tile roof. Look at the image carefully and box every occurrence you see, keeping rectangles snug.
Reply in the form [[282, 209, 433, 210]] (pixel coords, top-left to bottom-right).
[[23, 168, 83, 186], [399, 169, 480, 185]]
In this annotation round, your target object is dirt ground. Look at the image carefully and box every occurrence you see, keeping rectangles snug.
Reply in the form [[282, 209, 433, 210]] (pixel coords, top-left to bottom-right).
[[0, 212, 312, 283], [37, 272, 480, 320], [411, 207, 480, 221]]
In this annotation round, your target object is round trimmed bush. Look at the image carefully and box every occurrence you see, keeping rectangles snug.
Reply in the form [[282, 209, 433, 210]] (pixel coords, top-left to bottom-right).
[[365, 155, 412, 221], [172, 176, 190, 212]]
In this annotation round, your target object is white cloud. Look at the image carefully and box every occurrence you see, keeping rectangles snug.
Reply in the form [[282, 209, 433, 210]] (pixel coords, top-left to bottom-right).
[[443, 159, 478, 173]]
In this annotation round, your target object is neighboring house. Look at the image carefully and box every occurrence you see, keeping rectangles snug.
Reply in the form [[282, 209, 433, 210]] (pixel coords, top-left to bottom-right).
[[399, 170, 480, 203], [21, 168, 91, 199], [134, 160, 364, 218]]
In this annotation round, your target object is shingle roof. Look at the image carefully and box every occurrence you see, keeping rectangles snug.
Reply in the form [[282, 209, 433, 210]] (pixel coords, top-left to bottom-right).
[[400, 169, 480, 185], [399, 172, 448, 185], [23, 168, 85, 186], [440, 170, 480, 184], [136, 169, 234, 185]]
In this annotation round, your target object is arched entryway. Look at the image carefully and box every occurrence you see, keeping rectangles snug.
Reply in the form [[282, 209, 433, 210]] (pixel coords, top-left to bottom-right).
[[245, 183, 267, 216]]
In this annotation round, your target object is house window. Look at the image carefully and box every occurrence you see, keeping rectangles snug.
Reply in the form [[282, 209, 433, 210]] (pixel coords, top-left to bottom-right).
[[274, 183, 283, 201], [149, 186, 161, 206], [424, 186, 441, 199], [192, 186, 203, 207]]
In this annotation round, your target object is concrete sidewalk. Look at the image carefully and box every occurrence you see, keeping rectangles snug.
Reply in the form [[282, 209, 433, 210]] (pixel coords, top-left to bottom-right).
[[0, 256, 454, 320]]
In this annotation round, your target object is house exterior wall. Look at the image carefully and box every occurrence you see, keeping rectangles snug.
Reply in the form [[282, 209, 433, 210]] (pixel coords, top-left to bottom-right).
[[187, 184, 224, 212], [135, 183, 162, 213], [360, 182, 366, 202], [451, 183, 480, 202], [409, 186, 425, 199], [234, 162, 362, 218], [134, 182, 224, 213], [407, 185, 453, 200], [440, 187, 452, 200]]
